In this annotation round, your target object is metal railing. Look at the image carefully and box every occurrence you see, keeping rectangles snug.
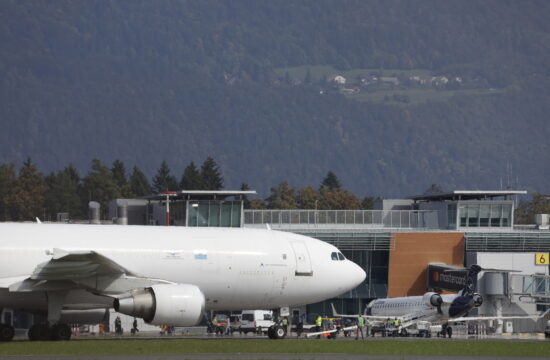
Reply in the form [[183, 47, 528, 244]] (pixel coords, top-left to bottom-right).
[[243, 209, 439, 229], [465, 232, 550, 252]]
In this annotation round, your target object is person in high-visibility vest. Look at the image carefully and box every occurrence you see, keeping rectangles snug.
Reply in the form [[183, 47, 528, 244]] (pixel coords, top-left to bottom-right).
[[315, 315, 322, 332], [356, 316, 365, 340], [394, 318, 399, 329]]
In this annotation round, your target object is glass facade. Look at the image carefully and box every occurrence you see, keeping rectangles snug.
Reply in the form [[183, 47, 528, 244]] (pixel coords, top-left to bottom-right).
[[457, 202, 513, 228], [306, 250, 388, 322], [186, 200, 241, 227]]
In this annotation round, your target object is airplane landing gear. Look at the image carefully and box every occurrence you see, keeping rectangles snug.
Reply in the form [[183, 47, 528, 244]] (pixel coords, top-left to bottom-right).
[[440, 324, 453, 338], [0, 323, 15, 342]]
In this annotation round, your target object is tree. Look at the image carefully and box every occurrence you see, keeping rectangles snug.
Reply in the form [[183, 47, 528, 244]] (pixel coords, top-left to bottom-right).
[[8, 158, 47, 221], [180, 162, 202, 190], [298, 186, 320, 209], [424, 184, 445, 194], [152, 160, 178, 193], [0, 163, 16, 221], [318, 187, 361, 210], [200, 157, 224, 190], [248, 198, 266, 209], [44, 164, 83, 220], [361, 196, 376, 210], [266, 181, 297, 209], [129, 166, 151, 197], [111, 160, 133, 198], [320, 171, 341, 191], [81, 159, 119, 219], [515, 194, 550, 224]]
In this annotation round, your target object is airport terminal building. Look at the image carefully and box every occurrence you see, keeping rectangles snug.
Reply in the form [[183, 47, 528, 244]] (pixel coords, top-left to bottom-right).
[[99, 189, 550, 333]]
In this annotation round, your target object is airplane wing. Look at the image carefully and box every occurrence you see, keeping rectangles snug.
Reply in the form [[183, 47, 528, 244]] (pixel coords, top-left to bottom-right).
[[31, 248, 135, 280], [330, 303, 407, 321], [5, 248, 172, 294], [452, 309, 550, 322]]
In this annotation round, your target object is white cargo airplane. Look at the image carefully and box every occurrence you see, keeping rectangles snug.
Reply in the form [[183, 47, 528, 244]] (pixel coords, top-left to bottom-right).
[[332, 265, 548, 337], [0, 223, 366, 341]]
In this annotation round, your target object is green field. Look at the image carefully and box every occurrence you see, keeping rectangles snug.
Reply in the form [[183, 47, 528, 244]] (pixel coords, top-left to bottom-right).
[[347, 88, 507, 105], [275, 65, 509, 105], [275, 65, 432, 82], [1, 339, 550, 357]]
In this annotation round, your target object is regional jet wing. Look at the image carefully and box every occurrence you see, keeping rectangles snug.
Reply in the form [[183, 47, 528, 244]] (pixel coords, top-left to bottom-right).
[[451, 309, 550, 322]]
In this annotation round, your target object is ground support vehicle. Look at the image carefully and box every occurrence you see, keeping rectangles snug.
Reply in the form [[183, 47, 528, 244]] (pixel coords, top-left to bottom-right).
[[240, 310, 275, 335]]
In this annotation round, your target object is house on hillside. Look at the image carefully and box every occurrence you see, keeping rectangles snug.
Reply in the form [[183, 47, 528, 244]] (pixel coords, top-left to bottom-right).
[[332, 75, 346, 85], [380, 77, 399, 86]]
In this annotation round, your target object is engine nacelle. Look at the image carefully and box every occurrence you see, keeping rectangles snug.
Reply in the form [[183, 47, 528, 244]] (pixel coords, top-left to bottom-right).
[[423, 292, 443, 307], [114, 284, 205, 326], [473, 293, 483, 307]]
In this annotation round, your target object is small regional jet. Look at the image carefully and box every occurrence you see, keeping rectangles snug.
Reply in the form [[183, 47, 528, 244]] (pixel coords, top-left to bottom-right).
[[0, 223, 366, 341], [332, 265, 548, 338]]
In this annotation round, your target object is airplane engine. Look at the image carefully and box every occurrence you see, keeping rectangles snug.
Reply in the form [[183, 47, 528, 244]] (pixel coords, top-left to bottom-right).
[[473, 293, 483, 307], [423, 292, 443, 307], [114, 284, 205, 326]]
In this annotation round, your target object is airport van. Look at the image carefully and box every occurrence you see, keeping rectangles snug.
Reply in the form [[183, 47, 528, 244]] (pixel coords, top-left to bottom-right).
[[240, 310, 275, 334]]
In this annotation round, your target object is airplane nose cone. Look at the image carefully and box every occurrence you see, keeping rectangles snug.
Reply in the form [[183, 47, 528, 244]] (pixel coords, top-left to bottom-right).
[[349, 261, 366, 288]]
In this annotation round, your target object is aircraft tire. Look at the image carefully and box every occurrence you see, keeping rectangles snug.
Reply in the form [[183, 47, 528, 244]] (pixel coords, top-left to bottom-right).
[[0, 324, 15, 342], [51, 324, 72, 341]]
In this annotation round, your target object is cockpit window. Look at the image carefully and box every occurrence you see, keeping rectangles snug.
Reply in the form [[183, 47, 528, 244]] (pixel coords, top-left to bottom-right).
[[337, 252, 345, 260], [331, 252, 346, 260], [331, 252, 338, 260]]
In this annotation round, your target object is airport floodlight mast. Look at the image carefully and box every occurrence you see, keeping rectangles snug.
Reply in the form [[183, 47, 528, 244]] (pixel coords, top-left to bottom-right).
[[160, 191, 177, 226]]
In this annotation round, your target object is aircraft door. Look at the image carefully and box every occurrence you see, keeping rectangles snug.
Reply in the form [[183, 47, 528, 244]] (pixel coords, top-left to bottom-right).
[[290, 241, 313, 276]]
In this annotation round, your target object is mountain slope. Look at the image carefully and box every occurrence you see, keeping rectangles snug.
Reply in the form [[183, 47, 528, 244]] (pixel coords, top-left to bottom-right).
[[0, 0, 549, 197]]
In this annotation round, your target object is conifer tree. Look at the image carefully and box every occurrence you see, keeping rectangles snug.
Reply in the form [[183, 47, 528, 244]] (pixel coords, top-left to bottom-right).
[[200, 157, 224, 190], [44, 164, 83, 220], [8, 158, 47, 221], [180, 162, 202, 190], [320, 171, 341, 190], [81, 159, 119, 219], [0, 163, 16, 221], [152, 160, 178, 193], [129, 166, 151, 197]]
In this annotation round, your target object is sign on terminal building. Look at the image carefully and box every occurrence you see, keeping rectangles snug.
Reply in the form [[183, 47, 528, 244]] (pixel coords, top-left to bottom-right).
[[427, 263, 469, 292]]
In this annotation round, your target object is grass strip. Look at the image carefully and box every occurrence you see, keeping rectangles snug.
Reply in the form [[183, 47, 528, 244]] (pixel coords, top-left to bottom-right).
[[1, 339, 550, 357]]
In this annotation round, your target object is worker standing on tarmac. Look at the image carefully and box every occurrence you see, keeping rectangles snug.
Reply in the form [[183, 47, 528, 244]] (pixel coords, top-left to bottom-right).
[[315, 315, 322, 332], [394, 317, 399, 329], [356, 316, 365, 340]]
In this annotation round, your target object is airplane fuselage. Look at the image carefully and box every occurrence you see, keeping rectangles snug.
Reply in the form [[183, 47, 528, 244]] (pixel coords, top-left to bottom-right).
[[0, 223, 365, 312]]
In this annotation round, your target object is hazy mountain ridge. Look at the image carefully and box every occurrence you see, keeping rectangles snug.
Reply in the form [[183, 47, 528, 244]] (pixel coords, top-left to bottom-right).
[[1, 0, 549, 197]]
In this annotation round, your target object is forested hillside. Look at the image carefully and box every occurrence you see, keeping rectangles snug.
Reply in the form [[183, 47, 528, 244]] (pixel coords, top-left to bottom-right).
[[1, 0, 549, 197]]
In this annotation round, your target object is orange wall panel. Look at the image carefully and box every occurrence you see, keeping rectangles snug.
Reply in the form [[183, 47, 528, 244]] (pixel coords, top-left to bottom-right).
[[388, 232, 464, 297]]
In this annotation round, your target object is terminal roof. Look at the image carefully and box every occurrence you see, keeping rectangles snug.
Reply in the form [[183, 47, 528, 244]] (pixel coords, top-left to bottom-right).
[[143, 190, 257, 201], [409, 190, 527, 202]]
